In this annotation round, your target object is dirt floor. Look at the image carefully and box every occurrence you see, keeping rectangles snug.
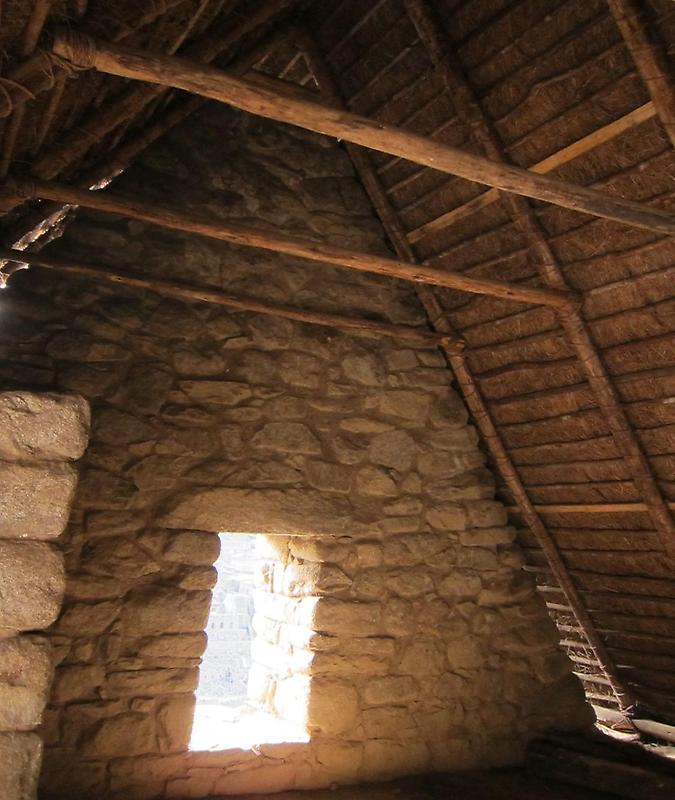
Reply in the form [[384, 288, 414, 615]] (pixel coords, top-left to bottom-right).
[[215, 769, 616, 800]]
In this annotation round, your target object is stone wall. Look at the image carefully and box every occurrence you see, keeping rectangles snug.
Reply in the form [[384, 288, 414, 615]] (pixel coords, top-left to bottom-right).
[[0, 392, 90, 800], [0, 106, 592, 799]]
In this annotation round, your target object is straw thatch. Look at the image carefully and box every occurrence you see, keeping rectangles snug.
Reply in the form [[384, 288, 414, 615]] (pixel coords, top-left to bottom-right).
[[1, 0, 675, 731]]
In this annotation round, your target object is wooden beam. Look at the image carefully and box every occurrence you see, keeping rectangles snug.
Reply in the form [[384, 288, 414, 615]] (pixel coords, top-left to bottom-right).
[[295, 25, 639, 717], [404, 0, 675, 564], [0, 0, 297, 220], [50, 30, 675, 238], [407, 101, 657, 243], [2, 176, 574, 310], [0, 0, 53, 178], [1, 30, 282, 251], [0, 248, 449, 347], [606, 0, 675, 149], [507, 502, 675, 515]]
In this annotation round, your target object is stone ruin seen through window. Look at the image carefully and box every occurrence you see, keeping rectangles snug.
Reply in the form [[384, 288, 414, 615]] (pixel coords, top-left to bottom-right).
[[190, 533, 309, 752]]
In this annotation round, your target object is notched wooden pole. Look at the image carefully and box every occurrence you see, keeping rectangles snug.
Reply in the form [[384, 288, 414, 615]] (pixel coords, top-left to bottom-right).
[[50, 28, 675, 238]]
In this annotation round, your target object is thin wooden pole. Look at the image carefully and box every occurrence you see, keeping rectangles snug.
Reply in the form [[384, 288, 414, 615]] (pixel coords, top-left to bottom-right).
[[50, 29, 675, 238], [295, 25, 639, 716], [404, 0, 675, 562], [606, 0, 675, 149], [2, 175, 574, 310], [21, 0, 52, 57], [0, 248, 450, 347]]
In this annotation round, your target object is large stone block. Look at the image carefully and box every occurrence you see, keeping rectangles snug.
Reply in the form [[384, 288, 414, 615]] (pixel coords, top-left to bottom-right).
[[0, 392, 89, 462], [0, 732, 42, 800], [122, 587, 211, 635], [307, 678, 360, 735], [363, 676, 417, 706], [0, 637, 53, 731], [160, 487, 359, 536], [0, 462, 77, 539], [0, 542, 65, 633]]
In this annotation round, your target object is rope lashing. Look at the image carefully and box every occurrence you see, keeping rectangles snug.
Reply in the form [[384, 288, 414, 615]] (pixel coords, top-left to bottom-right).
[[0, 77, 35, 118]]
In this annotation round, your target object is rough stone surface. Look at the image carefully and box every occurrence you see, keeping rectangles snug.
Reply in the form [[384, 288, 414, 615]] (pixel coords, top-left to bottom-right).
[[0, 542, 65, 632], [0, 732, 42, 800], [0, 392, 90, 462], [0, 107, 588, 799], [0, 462, 78, 539], [0, 637, 53, 731]]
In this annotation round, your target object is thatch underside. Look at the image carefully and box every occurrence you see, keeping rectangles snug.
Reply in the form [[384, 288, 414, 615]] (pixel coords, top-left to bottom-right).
[[1, 0, 675, 728]]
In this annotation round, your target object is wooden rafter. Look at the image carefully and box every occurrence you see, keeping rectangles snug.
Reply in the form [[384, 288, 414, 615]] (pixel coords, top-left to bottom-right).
[[606, 0, 675, 149], [1, 175, 572, 309], [0, 248, 450, 347], [293, 25, 639, 717], [48, 29, 675, 237], [0, 0, 53, 177], [403, 0, 675, 562], [406, 101, 657, 243], [0, 0, 299, 219], [1, 30, 283, 252]]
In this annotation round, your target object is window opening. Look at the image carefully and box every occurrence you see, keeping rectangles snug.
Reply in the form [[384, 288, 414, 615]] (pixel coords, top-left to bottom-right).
[[190, 532, 309, 751]]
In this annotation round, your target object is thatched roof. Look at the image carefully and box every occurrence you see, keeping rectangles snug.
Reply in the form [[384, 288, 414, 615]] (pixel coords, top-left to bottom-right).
[[1, 0, 675, 734]]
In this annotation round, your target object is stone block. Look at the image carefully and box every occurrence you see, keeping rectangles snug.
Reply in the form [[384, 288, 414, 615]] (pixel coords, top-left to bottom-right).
[[362, 707, 416, 738], [426, 503, 468, 531], [465, 500, 508, 528], [178, 380, 251, 405], [56, 600, 120, 636], [0, 462, 77, 539], [387, 568, 434, 598], [437, 573, 482, 600], [251, 422, 321, 454], [138, 633, 207, 659], [83, 712, 158, 757], [161, 487, 357, 537], [123, 588, 211, 635], [363, 676, 417, 706], [162, 531, 221, 565], [0, 392, 89, 461], [446, 639, 484, 670], [307, 678, 360, 735], [399, 640, 446, 676], [369, 430, 417, 472], [355, 465, 397, 496], [0, 732, 42, 800], [311, 599, 381, 636], [103, 668, 198, 697], [51, 665, 105, 704], [0, 542, 65, 633], [79, 537, 160, 579], [283, 563, 351, 596], [0, 636, 53, 730]]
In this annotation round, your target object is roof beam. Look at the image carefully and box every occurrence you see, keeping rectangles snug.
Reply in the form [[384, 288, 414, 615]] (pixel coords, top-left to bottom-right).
[[49, 29, 675, 238], [293, 24, 639, 717], [406, 101, 657, 243], [0, 0, 298, 218], [606, 0, 675, 148], [0, 248, 449, 347], [2, 175, 571, 310], [403, 0, 675, 563]]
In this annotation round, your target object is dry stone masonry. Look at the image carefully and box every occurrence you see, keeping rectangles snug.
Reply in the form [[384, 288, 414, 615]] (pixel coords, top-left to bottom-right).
[[0, 106, 592, 799], [0, 392, 90, 800]]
